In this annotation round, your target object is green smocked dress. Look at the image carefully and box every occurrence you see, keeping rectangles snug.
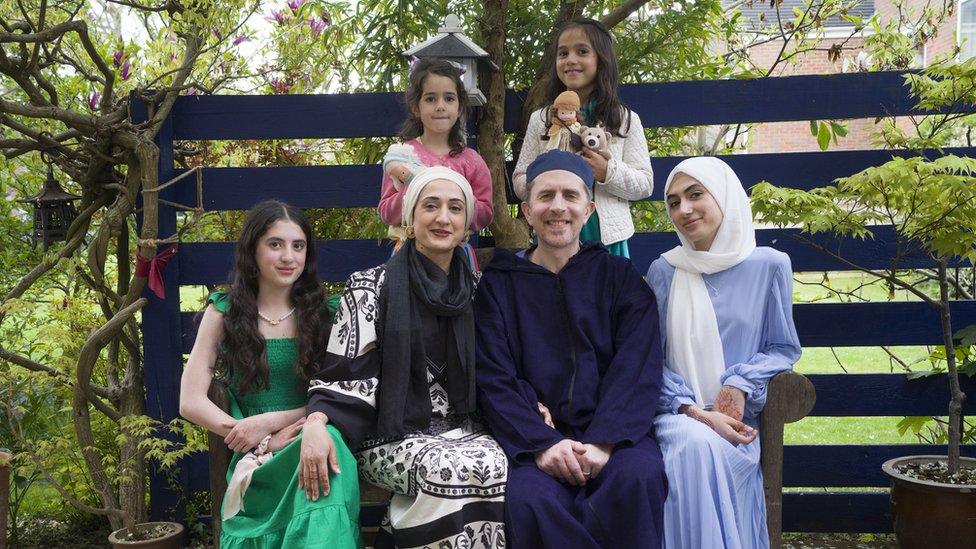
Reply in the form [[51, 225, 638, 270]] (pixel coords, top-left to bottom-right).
[[579, 98, 631, 258], [210, 292, 362, 549]]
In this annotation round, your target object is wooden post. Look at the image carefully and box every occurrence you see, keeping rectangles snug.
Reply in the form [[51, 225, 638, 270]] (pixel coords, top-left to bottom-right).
[[760, 372, 816, 549], [207, 380, 230, 547], [0, 450, 12, 549]]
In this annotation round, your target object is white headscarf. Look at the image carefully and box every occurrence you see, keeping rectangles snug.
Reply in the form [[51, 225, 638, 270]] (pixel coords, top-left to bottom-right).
[[661, 157, 756, 407], [401, 166, 475, 229]]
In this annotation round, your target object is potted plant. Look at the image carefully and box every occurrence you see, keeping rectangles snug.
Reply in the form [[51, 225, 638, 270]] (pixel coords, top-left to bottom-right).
[[751, 61, 976, 547], [1, 381, 190, 548], [107, 520, 184, 549]]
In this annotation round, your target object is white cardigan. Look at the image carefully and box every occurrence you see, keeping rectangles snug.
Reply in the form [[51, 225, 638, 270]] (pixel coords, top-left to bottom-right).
[[512, 106, 654, 245]]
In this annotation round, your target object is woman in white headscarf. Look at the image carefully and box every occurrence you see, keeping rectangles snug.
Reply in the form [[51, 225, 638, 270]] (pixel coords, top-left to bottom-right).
[[304, 166, 507, 548], [646, 157, 801, 549]]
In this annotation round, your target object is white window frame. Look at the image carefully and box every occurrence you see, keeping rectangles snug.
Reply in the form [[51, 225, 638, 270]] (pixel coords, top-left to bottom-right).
[[959, 0, 976, 61]]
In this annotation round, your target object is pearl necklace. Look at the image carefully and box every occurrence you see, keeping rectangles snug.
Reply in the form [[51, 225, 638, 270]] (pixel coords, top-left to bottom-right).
[[258, 308, 296, 326]]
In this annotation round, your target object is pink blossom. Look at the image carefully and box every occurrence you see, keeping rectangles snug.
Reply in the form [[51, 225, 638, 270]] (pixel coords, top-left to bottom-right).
[[233, 34, 251, 46], [269, 77, 291, 94], [88, 91, 101, 110], [121, 60, 131, 80], [308, 17, 328, 37], [185, 87, 199, 96], [265, 9, 290, 24], [112, 50, 124, 68], [287, 0, 307, 14]]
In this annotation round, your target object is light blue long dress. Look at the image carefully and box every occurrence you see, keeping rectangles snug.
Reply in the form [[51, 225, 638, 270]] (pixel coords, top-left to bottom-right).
[[646, 247, 801, 549]]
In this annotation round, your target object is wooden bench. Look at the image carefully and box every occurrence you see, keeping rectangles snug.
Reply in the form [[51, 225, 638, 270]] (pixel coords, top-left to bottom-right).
[[137, 71, 976, 535], [204, 371, 815, 548]]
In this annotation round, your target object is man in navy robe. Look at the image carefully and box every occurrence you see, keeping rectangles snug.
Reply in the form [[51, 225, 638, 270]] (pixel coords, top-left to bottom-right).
[[474, 150, 666, 548]]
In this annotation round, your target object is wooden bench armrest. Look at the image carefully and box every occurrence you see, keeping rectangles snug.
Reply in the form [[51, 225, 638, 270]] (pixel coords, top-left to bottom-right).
[[207, 378, 230, 545], [760, 371, 816, 549]]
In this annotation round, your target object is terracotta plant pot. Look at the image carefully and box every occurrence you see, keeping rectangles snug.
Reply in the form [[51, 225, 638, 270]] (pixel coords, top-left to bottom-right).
[[881, 455, 976, 549], [108, 521, 184, 549]]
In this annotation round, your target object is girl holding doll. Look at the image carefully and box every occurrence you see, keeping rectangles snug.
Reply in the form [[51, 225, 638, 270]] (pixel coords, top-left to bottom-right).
[[378, 58, 493, 269], [513, 18, 654, 258]]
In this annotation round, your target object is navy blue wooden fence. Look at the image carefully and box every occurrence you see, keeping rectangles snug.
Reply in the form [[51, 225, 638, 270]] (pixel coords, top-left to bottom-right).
[[134, 70, 976, 532]]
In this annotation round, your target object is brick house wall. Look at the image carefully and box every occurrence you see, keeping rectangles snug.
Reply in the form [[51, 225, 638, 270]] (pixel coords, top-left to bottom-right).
[[739, 0, 961, 153]]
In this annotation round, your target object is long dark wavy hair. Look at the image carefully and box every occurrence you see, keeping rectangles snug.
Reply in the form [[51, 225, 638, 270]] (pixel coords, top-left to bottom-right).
[[543, 18, 632, 138], [400, 57, 470, 157], [220, 200, 329, 395]]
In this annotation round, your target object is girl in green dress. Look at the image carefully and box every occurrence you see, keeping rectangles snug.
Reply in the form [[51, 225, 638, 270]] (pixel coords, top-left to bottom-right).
[[180, 200, 362, 548]]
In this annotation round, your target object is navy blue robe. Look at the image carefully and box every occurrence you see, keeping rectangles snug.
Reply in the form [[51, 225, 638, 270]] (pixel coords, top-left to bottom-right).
[[474, 243, 667, 548]]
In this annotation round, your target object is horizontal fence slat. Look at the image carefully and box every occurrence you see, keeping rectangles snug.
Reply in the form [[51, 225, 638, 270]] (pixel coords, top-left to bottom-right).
[[179, 240, 392, 285], [174, 165, 382, 210], [624, 71, 923, 128], [809, 373, 976, 416], [178, 228, 963, 284], [627, 226, 968, 274], [171, 93, 406, 140], [173, 147, 976, 209], [794, 301, 976, 347], [783, 445, 976, 488], [783, 492, 891, 533], [645, 147, 976, 201], [169, 72, 931, 140]]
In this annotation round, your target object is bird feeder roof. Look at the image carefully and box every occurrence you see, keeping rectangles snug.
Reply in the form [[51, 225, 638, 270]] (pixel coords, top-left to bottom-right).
[[403, 15, 491, 60]]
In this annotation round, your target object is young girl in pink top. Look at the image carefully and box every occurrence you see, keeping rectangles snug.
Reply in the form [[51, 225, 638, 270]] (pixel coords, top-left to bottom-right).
[[378, 58, 493, 266]]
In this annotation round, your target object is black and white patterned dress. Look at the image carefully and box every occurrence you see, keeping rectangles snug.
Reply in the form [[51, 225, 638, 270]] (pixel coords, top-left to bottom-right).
[[308, 266, 507, 549]]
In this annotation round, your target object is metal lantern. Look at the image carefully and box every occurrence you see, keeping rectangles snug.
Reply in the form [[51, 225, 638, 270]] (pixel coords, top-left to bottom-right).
[[403, 14, 498, 106], [18, 163, 81, 251]]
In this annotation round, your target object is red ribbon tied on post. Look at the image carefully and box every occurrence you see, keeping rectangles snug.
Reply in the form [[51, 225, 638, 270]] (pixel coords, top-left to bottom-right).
[[135, 245, 178, 300]]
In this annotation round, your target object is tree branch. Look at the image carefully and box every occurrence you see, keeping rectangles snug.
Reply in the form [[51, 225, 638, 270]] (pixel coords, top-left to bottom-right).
[[105, 0, 176, 12], [793, 233, 940, 306], [0, 345, 117, 414], [600, 0, 653, 29], [72, 297, 148, 531], [0, 96, 99, 133]]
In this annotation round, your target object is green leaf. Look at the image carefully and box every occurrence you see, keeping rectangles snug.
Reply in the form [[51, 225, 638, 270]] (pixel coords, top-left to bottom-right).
[[954, 325, 976, 346], [897, 416, 933, 436], [809, 119, 819, 136], [830, 121, 848, 137], [817, 121, 831, 151]]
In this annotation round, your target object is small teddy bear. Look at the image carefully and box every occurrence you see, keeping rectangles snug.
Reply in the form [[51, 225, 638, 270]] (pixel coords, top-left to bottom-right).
[[578, 124, 611, 160]]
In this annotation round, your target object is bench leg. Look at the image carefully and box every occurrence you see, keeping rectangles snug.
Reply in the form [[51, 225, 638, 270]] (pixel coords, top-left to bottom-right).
[[760, 371, 817, 549], [208, 431, 227, 548], [760, 420, 785, 549]]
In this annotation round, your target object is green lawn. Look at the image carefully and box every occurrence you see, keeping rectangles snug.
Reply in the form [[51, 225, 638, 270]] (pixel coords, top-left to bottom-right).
[[785, 271, 938, 446]]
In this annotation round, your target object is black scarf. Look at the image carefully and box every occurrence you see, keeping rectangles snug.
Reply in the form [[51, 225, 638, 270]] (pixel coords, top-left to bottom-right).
[[376, 239, 476, 438]]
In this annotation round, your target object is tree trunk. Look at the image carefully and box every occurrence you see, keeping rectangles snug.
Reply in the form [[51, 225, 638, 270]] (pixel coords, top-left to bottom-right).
[[118, 365, 147, 524], [937, 259, 965, 474], [479, 0, 529, 248]]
